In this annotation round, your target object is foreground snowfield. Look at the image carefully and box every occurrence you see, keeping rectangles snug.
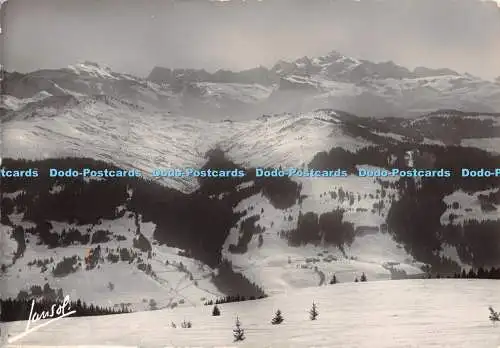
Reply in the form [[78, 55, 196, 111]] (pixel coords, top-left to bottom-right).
[[2, 279, 500, 348]]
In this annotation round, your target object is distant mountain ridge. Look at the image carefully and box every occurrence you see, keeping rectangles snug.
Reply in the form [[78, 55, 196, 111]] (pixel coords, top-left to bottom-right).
[[145, 50, 500, 118], [3, 50, 500, 119], [1, 62, 182, 113], [147, 50, 465, 86]]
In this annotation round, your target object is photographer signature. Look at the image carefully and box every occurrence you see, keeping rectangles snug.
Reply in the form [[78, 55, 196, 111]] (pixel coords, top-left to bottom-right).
[[7, 295, 76, 343]]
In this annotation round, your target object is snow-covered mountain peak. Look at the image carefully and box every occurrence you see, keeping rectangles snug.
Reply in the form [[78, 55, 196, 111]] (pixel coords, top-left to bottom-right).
[[67, 61, 118, 80], [294, 56, 313, 67], [324, 49, 344, 58], [317, 50, 358, 63], [413, 66, 460, 78]]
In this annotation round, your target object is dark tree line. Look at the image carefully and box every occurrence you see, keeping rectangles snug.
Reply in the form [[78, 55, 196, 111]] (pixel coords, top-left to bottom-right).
[[384, 146, 500, 269], [308, 143, 500, 270], [345, 110, 500, 145], [53, 255, 79, 276], [441, 220, 500, 267], [287, 208, 354, 250], [0, 298, 130, 322], [204, 294, 267, 306], [257, 174, 301, 209], [3, 142, 500, 284], [211, 259, 267, 298], [228, 215, 263, 254], [449, 267, 500, 279]]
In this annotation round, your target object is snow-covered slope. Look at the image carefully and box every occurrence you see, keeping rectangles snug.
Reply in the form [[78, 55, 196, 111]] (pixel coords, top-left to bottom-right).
[[2, 279, 500, 348], [441, 189, 500, 225], [219, 110, 371, 168], [2, 97, 218, 193], [1, 98, 371, 193], [461, 137, 500, 154], [196, 82, 275, 104], [0, 208, 223, 312], [221, 169, 426, 294], [2, 90, 500, 302], [2, 62, 182, 113], [1, 92, 53, 112]]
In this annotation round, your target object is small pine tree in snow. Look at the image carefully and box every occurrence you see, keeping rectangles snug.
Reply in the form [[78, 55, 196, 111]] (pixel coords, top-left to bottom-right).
[[180, 320, 192, 328], [148, 298, 158, 310], [489, 306, 500, 322], [271, 309, 284, 325], [330, 274, 338, 284], [212, 305, 221, 316], [360, 272, 367, 282], [233, 316, 245, 342], [354, 277, 359, 282], [309, 302, 318, 320]]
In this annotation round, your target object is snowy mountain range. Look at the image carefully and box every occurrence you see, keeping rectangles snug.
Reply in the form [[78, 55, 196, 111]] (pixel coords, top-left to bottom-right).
[[147, 50, 500, 118], [3, 51, 500, 120], [1, 53, 500, 339]]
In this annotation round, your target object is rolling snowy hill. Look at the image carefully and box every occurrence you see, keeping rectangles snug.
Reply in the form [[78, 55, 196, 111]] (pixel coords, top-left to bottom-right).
[[2, 279, 500, 348], [0, 97, 373, 193]]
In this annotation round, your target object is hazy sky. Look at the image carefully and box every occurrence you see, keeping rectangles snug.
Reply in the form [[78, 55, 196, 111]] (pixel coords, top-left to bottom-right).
[[2, 0, 500, 80]]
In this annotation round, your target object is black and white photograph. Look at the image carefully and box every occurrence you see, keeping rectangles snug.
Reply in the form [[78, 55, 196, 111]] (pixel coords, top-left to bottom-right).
[[1, 0, 500, 347]]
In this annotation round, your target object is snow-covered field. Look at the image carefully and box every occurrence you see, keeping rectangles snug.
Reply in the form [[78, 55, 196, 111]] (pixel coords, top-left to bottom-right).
[[441, 189, 500, 225], [461, 138, 500, 155], [2, 279, 500, 348]]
